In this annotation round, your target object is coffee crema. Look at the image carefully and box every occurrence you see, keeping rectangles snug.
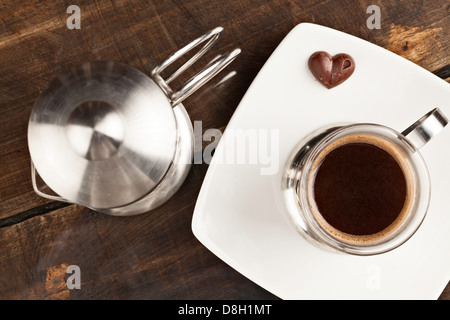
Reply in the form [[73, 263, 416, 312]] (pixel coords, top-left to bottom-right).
[[307, 135, 414, 244]]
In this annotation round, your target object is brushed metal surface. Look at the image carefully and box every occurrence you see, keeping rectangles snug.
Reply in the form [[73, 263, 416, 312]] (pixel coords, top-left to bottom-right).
[[28, 61, 177, 209]]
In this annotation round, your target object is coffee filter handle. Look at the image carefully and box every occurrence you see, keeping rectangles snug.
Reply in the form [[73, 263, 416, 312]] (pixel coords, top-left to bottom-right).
[[401, 108, 448, 149], [151, 26, 241, 107], [31, 161, 69, 203]]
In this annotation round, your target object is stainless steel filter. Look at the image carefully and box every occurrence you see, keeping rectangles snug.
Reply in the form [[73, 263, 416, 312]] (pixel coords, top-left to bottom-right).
[[28, 27, 240, 216]]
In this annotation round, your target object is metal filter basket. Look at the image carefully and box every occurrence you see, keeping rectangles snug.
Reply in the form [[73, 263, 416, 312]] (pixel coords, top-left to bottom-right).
[[28, 27, 240, 216]]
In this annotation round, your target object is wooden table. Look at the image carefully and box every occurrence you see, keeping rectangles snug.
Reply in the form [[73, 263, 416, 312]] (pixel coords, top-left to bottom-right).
[[0, 0, 448, 300]]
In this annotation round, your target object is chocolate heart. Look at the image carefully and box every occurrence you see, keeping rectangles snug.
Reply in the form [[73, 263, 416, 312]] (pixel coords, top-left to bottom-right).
[[308, 51, 355, 89]]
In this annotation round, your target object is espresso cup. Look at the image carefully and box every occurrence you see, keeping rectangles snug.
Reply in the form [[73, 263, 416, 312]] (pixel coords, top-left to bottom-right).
[[283, 108, 448, 255]]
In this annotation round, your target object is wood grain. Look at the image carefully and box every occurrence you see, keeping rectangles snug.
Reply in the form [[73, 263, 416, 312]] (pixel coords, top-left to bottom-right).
[[0, 0, 448, 299]]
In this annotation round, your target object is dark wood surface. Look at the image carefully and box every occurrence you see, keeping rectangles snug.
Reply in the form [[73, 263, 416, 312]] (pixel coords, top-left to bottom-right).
[[0, 0, 449, 299]]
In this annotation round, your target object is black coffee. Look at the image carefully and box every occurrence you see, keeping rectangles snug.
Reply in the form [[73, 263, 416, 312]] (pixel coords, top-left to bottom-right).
[[311, 137, 410, 237]]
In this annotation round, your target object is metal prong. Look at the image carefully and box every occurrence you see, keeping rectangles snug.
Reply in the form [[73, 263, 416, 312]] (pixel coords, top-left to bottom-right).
[[152, 27, 223, 83], [151, 27, 241, 107], [170, 48, 241, 106]]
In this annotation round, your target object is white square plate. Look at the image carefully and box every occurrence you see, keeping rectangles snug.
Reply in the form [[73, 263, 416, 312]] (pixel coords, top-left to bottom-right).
[[192, 23, 450, 299]]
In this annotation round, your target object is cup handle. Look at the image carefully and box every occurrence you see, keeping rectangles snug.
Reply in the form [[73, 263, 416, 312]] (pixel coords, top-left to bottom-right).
[[401, 108, 448, 149]]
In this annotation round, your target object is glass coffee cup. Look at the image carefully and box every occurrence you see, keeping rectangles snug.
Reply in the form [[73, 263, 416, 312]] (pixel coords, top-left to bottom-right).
[[283, 108, 448, 255]]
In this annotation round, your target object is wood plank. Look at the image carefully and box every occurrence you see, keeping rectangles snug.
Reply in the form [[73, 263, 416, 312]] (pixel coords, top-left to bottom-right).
[[0, 169, 276, 299]]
